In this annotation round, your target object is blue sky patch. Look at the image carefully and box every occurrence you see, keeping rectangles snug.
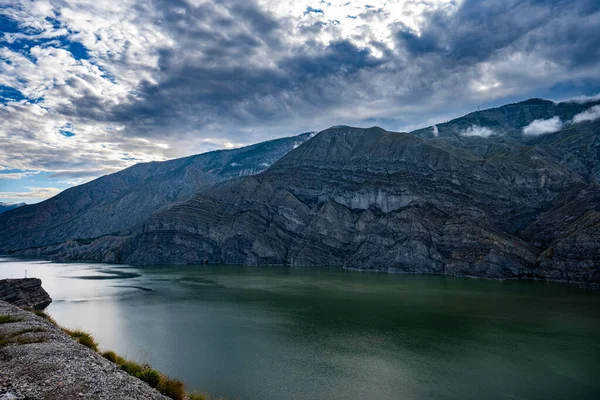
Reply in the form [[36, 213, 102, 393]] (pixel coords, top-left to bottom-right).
[[304, 7, 324, 15], [0, 85, 26, 104], [65, 39, 89, 60], [59, 123, 76, 137], [60, 130, 76, 137], [0, 13, 20, 33]]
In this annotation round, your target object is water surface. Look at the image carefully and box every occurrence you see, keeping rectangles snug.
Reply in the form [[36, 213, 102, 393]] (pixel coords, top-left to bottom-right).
[[2, 257, 599, 399]]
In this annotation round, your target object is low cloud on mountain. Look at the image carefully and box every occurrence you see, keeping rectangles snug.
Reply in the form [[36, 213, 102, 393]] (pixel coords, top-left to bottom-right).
[[461, 125, 495, 138], [573, 105, 600, 123], [523, 116, 563, 136]]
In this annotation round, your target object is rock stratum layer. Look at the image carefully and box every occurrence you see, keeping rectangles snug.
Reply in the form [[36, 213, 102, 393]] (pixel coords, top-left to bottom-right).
[[2, 98, 600, 286], [0, 279, 52, 310], [0, 300, 168, 400]]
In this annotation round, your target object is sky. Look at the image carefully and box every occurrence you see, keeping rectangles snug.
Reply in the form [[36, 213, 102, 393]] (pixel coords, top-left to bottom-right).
[[1, 0, 600, 203]]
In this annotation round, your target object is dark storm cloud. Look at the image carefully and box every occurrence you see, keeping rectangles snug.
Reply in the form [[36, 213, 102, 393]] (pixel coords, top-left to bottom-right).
[[100, 0, 600, 139], [109, 38, 383, 133], [398, 0, 600, 65], [4, 0, 600, 186]]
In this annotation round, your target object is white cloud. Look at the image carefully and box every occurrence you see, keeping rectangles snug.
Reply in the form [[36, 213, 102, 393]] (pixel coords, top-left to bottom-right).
[[522, 116, 562, 136], [432, 125, 439, 137], [461, 125, 495, 138], [565, 93, 600, 104], [0, 187, 62, 199], [572, 105, 600, 123], [261, 0, 463, 55], [0, 171, 40, 180]]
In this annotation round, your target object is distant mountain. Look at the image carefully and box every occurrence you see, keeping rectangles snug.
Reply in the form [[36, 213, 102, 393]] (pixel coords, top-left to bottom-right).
[[5, 98, 600, 286], [411, 98, 600, 158], [0, 132, 313, 251], [0, 203, 25, 214]]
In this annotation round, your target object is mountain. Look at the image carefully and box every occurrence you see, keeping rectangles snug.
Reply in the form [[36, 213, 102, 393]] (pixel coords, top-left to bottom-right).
[[0, 203, 26, 214], [0, 133, 313, 251], [4, 98, 600, 286]]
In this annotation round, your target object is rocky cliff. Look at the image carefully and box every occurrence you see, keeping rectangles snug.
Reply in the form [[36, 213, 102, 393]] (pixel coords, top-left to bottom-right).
[[0, 279, 52, 310], [96, 102, 600, 285]]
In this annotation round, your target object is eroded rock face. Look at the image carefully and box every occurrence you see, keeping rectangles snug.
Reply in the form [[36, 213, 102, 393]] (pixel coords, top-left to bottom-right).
[[96, 118, 600, 286], [0, 279, 52, 310]]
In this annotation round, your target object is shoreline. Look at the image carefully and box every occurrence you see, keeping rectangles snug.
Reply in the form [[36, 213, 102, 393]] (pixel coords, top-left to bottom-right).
[[3, 253, 598, 291]]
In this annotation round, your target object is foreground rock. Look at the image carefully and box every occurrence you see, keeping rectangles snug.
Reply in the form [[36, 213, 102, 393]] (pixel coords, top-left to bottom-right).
[[0, 300, 169, 400], [0, 279, 52, 310]]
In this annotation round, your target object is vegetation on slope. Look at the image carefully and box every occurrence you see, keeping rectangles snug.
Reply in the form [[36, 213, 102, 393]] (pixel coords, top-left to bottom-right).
[[32, 310, 220, 400]]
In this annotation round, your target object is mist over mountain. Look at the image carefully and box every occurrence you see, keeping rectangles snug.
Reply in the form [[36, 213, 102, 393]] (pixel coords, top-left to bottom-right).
[[4, 98, 599, 286]]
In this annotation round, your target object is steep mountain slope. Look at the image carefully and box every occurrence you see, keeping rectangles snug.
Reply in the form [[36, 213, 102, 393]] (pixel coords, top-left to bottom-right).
[[63, 111, 599, 284], [6, 98, 600, 285], [0, 133, 312, 251], [0, 202, 25, 214]]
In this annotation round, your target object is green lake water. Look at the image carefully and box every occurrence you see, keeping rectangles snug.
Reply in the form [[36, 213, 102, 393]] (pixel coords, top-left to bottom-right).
[[1, 257, 599, 399]]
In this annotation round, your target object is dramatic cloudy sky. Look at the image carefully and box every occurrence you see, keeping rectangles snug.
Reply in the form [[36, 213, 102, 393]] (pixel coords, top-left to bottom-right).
[[1, 0, 600, 203]]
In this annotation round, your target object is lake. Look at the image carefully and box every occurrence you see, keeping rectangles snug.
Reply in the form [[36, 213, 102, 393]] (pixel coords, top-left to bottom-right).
[[1, 256, 599, 399]]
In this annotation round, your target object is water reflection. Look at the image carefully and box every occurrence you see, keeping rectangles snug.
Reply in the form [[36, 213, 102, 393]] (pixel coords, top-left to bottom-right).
[[1, 257, 599, 400]]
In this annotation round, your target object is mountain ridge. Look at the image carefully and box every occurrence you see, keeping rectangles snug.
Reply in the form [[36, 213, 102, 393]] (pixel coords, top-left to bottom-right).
[[3, 98, 600, 286], [0, 132, 313, 250], [0, 202, 26, 214]]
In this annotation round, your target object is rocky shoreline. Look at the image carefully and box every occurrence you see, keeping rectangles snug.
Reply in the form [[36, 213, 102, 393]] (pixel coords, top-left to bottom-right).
[[0, 300, 170, 400], [0, 278, 52, 310]]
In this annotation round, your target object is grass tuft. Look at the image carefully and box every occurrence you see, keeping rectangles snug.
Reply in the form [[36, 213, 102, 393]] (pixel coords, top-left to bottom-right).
[[101, 350, 118, 363], [32, 310, 58, 325], [63, 328, 99, 352], [138, 369, 161, 388], [0, 314, 24, 323], [13, 336, 47, 345], [101, 350, 187, 399], [11, 327, 46, 336], [156, 376, 186, 400], [0, 327, 47, 347]]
